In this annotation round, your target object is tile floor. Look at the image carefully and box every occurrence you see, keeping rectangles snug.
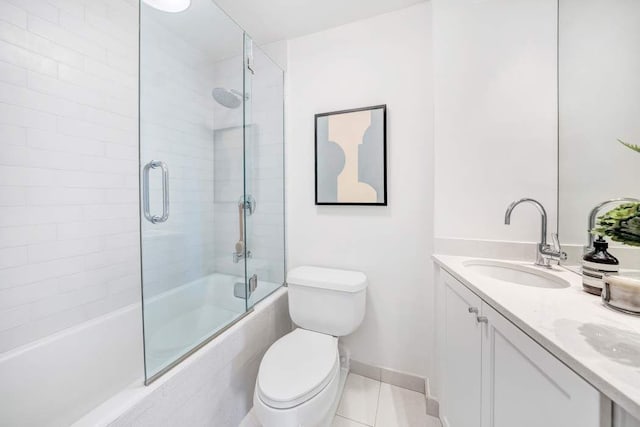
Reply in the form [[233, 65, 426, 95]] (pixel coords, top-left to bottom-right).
[[240, 373, 441, 427], [333, 374, 441, 427]]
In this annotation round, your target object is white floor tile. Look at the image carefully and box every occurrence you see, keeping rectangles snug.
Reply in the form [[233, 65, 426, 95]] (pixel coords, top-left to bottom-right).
[[374, 383, 432, 427], [332, 415, 369, 427], [336, 373, 381, 426], [238, 409, 260, 427]]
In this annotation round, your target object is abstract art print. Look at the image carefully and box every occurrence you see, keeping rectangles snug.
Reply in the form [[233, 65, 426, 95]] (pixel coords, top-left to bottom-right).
[[315, 105, 387, 205]]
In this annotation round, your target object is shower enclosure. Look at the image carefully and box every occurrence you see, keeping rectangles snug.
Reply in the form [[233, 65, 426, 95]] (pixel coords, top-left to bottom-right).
[[140, 0, 285, 382]]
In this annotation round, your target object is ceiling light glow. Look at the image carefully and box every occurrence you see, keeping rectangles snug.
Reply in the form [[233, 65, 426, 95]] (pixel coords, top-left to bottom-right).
[[142, 0, 191, 13]]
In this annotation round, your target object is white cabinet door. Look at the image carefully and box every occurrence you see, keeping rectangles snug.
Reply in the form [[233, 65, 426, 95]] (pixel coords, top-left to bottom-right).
[[440, 272, 483, 427], [481, 302, 602, 427], [614, 405, 640, 427]]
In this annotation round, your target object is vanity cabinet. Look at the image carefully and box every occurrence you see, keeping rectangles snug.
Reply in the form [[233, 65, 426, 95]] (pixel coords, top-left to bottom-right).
[[480, 303, 600, 427], [614, 406, 640, 427], [440, 272, 483, 427], [437, 270, 603, 427]]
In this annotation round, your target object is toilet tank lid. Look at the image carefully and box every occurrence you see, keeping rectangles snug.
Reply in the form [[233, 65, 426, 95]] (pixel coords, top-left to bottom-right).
[[287, 266, 368, 293]]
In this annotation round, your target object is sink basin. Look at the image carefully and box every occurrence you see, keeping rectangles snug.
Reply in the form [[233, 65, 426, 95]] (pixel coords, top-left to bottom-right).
[[463, 260, 570, 289]]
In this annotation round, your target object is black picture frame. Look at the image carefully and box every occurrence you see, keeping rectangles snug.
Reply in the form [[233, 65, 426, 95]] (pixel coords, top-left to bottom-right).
[[314, 104, 387, 206]]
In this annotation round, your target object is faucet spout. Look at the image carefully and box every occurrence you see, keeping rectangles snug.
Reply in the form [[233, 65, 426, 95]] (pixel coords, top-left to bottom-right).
[[504, 198, 565, 268], [504, 198, 548, 246]]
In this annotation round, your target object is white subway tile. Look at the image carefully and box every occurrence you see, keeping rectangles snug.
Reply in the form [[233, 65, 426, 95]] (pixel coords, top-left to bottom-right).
[[57, 217, 137, 239], [0, 40, 57, 77], [0, 304, 29, 331], [0, 0, 28, 29], [104, 188, 138, 204], [57, 115, 134, 145], [81, 0, 108, 22], [0, 186, 25, 206], [0, 59, 26, 86], [0, 205, 83, 227], [26, 187, 105, 206], [28, 237, 105, 263], [0, 0, 139, 352], [28, 71, 106, 109], [83, 246, 137, 271], [30, 282, 108, 320], [0, 123, 26, 146], [27, 128, 105, 156], [45, 0, 84, 19], [28, 14, 106, 61], [0, 278, 59, 309], [0, 246, 27, 268], [0, 80, 84, 118], [0, 19, 83, 68], [4, 0, 59, 24], [104, 142, 137, 159], [0, 256, 84, 289], [0, 102, 57, 130], [0, 224, 57, 248], [83, 104, 136, 132]]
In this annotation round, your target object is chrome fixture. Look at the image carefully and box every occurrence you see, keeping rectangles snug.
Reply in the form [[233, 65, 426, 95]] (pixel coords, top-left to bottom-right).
[[233, 274, 258, 299], [504, 198, 567, 268], [212, 88, 248, 109], [586, 198, 640, 252], [142, 160, 170, 224], [233, 195, 256, 263]]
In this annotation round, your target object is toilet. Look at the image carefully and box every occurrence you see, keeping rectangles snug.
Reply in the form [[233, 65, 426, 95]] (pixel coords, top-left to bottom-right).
[[253, 266, 368, 427]]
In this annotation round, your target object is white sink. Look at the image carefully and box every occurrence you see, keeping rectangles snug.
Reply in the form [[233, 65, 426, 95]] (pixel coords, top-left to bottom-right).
[[463, 260, 570, 289]]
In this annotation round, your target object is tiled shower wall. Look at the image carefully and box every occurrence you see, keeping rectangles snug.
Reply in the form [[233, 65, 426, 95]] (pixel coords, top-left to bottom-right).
[[139, 8, 219, 299], [0, 0, 139, 352], [212, 49, 285, 286]]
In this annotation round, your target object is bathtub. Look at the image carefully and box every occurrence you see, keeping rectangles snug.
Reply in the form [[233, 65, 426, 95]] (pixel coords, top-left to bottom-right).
[[144, 273, 282, 378], [0, 273, 284, 427]]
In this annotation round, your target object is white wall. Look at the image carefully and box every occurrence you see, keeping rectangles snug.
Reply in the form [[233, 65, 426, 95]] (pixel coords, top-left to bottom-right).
[[0, 0, 139, 353], [433, 0, 558, 245], [286, 3, 433, 377]]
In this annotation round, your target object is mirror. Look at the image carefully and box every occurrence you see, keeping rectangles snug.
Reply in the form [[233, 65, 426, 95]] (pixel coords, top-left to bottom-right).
[[558, 0, 640, 271]]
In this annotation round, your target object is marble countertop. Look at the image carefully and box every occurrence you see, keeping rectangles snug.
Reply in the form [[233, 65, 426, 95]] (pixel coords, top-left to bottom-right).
[[433, 254, 640, 420]]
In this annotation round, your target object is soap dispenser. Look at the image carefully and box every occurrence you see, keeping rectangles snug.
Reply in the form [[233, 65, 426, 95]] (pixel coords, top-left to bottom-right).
[[582, 237, 619, 296]]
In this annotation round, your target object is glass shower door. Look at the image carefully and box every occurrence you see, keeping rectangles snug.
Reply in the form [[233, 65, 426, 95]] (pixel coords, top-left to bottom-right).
[[139, 0, 249, 383], [243, 36, 286, 308]]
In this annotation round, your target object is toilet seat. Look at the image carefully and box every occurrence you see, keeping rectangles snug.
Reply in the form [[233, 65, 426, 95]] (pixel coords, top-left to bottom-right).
[[256, 328, 339, 409]]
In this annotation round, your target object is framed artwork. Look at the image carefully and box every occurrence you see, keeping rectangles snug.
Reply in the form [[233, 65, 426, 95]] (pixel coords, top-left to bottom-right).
[[314, 104, 387, 205]]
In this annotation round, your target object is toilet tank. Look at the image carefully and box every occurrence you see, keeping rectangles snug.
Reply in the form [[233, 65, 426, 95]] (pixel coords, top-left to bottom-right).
[[287, 266, 367, 337]]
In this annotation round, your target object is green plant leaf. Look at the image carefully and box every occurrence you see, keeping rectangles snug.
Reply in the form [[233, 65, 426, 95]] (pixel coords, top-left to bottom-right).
[[592, 202, 640, 247], [618, 139, 640, 153]]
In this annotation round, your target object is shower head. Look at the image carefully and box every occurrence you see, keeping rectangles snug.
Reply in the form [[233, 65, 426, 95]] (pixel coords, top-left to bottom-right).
[[212, 88, 244, 109]]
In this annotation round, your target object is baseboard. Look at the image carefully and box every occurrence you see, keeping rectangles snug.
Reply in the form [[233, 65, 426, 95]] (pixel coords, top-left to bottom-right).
[[424, 378, 440, 418], [349, 360, 425, 394]]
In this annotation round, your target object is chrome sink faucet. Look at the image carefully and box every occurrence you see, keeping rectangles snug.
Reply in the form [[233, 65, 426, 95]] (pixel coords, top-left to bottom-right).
[[504, 198, 567, 268]]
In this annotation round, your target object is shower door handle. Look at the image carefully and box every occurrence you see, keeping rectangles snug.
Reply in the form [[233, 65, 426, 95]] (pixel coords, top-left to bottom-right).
[[142, 160, 170, 224]]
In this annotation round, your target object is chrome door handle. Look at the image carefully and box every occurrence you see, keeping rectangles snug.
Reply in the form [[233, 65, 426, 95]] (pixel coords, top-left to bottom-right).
[[476, 316, 488, 324], [142, 160, 170, 224], [468, 307, 479, 314]]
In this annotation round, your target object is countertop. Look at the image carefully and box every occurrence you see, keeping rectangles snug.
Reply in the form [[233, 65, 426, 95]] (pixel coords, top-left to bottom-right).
[[433, 254, 640, 420]]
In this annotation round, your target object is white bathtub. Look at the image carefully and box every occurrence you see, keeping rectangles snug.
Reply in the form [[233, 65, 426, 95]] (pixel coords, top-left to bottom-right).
[[0, 273, 283, 427], [0, 303, 143, 427], [144, 272, 282, 377]]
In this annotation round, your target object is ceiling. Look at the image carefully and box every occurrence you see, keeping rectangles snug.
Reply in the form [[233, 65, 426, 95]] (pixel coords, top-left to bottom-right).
[[144, 0, 244, 61], [212, 0, 427, 45]]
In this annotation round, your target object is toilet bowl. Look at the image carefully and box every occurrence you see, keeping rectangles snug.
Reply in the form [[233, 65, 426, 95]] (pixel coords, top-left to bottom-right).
[[253, 266, 368, 427]]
